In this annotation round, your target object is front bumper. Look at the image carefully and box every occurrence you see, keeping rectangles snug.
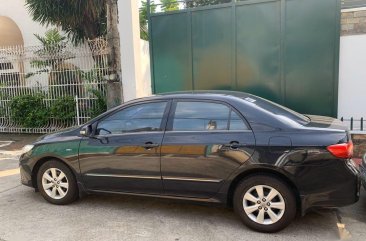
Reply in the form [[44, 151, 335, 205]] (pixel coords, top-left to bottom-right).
[[20, 163, 33, 187], [19, 153, 34, 187]]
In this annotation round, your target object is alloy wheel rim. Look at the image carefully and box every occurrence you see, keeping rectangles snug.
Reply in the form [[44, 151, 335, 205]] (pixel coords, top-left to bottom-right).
[[243, 185, 285, 225], [42, 168, 69, 200]]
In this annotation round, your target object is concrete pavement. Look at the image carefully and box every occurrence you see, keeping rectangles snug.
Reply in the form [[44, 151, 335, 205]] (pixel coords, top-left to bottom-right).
[[0, 135, 366, 241]]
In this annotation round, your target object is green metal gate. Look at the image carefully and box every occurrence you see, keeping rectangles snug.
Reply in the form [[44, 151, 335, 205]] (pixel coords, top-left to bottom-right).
[[148, 0, 341, 117]]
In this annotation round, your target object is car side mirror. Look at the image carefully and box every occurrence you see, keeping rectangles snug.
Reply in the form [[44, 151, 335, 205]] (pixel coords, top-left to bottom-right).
[[80, 125, 93, 137]]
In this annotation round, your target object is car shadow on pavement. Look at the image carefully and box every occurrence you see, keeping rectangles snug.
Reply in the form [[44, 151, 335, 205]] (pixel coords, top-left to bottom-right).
[[338, 189, 366, 223], [70, 193, 341, 239], [5, 187, 361, 241]]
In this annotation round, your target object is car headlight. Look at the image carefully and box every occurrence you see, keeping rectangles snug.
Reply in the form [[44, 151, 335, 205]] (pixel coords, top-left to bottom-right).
[[21, 144, 34, 154]]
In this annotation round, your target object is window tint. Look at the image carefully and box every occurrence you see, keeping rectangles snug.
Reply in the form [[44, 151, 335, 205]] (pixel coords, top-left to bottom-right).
[[230, 111, 248, 130], [172, 102, 230, 131], [241, 96, 309, 125], [97, 102, 167, 135]]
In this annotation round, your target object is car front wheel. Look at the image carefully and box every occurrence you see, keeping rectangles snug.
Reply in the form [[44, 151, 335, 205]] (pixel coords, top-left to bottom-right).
[[36, 160, 78, 205], [233, 175, 297, 233]]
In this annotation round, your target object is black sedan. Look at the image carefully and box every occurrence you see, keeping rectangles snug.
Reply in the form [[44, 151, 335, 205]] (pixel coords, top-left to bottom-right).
[[19, 91, 360, 233]]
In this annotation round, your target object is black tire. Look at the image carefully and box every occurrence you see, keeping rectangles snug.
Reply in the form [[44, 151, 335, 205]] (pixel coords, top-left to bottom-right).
[[36, 160, 78, 205], [233, 175, 297, 233]]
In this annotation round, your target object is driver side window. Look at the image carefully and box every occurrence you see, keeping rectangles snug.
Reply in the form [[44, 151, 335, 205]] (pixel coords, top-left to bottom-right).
[[97, 102, 167, 135]]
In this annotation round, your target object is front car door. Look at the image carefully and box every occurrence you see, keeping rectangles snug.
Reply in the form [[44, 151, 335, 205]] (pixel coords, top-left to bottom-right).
[[161, 99, 256, 199], [78, 100, 170, 194]]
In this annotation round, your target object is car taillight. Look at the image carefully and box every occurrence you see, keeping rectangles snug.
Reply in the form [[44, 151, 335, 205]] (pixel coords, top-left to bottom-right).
[[327, 141, 353, 159]]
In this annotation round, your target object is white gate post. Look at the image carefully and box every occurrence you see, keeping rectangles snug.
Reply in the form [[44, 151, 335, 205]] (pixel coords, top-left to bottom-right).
[[118, 0, 143, 102], [75, 95, 80, 126]]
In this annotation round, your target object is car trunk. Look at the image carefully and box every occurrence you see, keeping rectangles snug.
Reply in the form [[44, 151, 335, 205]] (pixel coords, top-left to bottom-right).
[[305, 115, 348, 131]]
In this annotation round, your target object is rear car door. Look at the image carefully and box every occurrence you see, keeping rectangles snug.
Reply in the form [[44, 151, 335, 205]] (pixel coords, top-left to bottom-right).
[[78, 100, 170, 194], [161, 99, 256, 199]]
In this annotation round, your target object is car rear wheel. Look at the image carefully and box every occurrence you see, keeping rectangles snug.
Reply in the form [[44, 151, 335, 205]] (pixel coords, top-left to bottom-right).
[[37, 160, 78, 205], [233, 175, 296, 233]]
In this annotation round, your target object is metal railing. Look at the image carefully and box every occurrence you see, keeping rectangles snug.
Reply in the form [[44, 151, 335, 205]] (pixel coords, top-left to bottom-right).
[[147, 0, 233, 14], [0, 38, 109, 133], [342, 0, 366, 9], [341, 117, 366, 133]]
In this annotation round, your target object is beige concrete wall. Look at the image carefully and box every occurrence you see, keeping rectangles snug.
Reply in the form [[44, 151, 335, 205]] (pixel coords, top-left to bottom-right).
[[0, 17, 24, 47], [0, 0, 48, 47]]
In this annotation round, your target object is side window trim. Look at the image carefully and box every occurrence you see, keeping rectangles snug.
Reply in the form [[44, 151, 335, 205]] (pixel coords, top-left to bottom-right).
[[229, 108, 250, 131], [166, 99, 251, 132], [94, 100, 172, 136], [228, 109, 232, 130]]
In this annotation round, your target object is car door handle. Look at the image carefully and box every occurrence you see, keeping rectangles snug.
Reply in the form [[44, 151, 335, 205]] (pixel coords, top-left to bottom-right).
[[142, 142, 159, 150], [224, 141, 245, 150]]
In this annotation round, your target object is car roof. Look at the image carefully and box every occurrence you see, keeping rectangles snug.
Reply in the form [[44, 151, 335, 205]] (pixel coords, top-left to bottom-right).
[[88, 90, 296, 131], [87, 90, 256, 126], [127, 90, 252, 103]]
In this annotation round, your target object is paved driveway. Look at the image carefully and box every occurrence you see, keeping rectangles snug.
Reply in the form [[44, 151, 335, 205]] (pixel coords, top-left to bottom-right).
[[0, 137, 366, 241]]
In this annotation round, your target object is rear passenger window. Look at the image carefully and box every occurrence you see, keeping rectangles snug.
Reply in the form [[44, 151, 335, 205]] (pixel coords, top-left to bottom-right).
[[173, 102, 229, 131], [172, 101, 248, 131], [230, 111, 248, 130]]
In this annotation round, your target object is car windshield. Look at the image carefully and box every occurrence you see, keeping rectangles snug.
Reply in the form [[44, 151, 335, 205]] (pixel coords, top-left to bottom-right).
[[242, 95, 310, 125]]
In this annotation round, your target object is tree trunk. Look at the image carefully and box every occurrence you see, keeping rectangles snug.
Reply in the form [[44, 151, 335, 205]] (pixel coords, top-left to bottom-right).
[[106, 0, 123, 109]]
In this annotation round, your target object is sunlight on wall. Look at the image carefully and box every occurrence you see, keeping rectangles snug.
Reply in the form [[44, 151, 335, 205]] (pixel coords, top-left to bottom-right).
[[0, 16, 24, 47]]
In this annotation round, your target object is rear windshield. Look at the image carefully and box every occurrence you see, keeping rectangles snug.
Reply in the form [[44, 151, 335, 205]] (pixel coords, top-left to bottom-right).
[[242, 96, 310, 125]]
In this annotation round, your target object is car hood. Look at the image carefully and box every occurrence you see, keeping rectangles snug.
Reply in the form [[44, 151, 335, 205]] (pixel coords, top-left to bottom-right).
[[37, 126, 81, 142], [305, 115, 348, 131]]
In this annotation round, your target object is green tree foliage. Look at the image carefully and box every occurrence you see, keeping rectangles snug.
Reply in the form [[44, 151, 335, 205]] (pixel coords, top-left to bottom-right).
[[9, 93, 78, 128], [27, 29, 81, 99], [185, 0, 231, 8], [9, 93, 49, 128], [140, 0, 232, 40], [34, 28, 67, 47], [89, 89, 108, 118], [139, 0, 179, 40], [29, 29, 71, 72], [140, 1, 156, 40], [161, 0, 179, 11], [25, 0, 107, 44], [50, 96, 76, 124], [79, 67, 108, 118]]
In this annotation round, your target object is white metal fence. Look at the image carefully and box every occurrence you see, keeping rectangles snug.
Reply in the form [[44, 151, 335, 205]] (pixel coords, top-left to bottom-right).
[[0, 38, 109, 133]]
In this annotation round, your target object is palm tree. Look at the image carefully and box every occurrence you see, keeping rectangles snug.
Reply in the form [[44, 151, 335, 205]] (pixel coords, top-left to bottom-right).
[[140, 1, 156, 40], [28, 29, 81, 99], [31, 29, 71, 72], [26, 0, 121, 108], [25, 0, 107, 45]]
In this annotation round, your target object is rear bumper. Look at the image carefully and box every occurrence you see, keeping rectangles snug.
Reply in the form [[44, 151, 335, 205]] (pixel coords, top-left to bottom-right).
[[360, 162, 366, 189], [300, 159, 361, 215]]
